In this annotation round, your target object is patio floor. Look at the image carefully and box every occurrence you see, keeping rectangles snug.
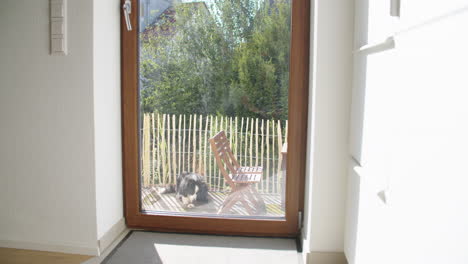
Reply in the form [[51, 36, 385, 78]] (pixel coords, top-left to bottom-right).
[[141, 186, 284, 217]]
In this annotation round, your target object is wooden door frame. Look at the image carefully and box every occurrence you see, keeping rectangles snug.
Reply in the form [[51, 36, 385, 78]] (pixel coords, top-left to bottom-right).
[[121, 0, 310, 237]]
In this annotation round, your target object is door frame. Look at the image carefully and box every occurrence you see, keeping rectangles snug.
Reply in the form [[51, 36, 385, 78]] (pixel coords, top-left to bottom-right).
[[121, 0, 310, 237]]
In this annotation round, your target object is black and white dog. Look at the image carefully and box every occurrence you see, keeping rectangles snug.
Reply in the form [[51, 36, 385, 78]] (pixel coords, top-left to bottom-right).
[[159, 172, 209, 208]]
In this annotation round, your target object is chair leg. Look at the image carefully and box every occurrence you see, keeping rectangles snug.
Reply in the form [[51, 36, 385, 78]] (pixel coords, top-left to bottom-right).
[[244, 190, 263, 215], [218, 197, 238, 214], [248, 185, 266, 214], [218, 188, 242, 214], [239, 185, 256, 215], [218, 185, 262, 215], [240, 198, 255, 215], [250, 185, 265, 203]]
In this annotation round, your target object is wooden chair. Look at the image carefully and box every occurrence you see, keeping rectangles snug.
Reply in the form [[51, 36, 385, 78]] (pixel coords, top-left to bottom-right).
[[209, 131, 266, 215]]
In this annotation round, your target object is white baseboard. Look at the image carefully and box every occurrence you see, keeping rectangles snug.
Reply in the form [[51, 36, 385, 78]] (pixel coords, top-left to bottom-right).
[[0, 218, 127, 256], [98, 217, 126, 254], [83, 229, 130, 264], [0, 239, 99, 256], [304, 251, 348, 264]]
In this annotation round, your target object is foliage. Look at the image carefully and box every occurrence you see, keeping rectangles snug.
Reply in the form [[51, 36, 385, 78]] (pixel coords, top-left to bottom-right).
[[140, 0, 291, 120]]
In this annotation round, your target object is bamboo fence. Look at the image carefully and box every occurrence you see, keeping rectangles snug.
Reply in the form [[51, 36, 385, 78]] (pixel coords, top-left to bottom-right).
[[141, 113, 288, 194]]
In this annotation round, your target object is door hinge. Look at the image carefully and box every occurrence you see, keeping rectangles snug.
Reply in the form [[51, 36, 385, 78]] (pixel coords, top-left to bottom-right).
[[298, 211, 303, 229], [390, 0, 400, 17]]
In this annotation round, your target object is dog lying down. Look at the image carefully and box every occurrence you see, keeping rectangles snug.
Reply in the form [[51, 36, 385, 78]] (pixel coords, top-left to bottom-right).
[[159, 172, 209, 208]]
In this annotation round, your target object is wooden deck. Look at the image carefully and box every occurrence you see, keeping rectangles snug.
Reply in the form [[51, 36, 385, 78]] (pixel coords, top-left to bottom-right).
[[142, 186, 284, 217]]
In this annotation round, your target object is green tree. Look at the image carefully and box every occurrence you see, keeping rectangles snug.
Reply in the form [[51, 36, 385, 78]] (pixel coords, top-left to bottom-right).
[[140, 0, 291, 120], [234, 0, 291, 120]]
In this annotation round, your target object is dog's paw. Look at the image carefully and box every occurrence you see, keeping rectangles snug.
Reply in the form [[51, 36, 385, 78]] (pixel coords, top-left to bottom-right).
[[187, 204, 195, 209]]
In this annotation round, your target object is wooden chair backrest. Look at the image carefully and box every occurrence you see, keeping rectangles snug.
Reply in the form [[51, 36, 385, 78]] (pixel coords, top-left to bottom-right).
[[209, 131, 240, 187]]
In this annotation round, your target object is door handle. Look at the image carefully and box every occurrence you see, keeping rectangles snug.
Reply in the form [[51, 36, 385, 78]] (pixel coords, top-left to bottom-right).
[[123, 0, 132, 31]]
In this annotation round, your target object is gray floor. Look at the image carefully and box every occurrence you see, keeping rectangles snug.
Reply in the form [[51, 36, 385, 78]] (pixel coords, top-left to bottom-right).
[[102, 231, 301, 264]]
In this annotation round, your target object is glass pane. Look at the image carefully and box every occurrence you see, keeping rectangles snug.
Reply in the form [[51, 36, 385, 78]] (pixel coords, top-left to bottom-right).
[[138, 0, 290, 218]]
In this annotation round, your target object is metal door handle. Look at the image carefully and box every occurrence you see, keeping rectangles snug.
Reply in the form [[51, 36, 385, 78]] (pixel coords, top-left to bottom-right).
[[123, 0, 132, 31]]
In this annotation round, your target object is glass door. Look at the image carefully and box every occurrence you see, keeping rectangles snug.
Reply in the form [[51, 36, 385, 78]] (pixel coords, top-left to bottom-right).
[[121, 0, 309, 236]]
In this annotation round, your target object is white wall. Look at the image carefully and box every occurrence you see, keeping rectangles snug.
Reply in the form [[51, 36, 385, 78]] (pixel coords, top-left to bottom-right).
[[0, 0, 98, 254], [0, 0, 123, 255], [302, 0, 354, 254], [345, 2, 468, 264], [93, 0, 123, 241]]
